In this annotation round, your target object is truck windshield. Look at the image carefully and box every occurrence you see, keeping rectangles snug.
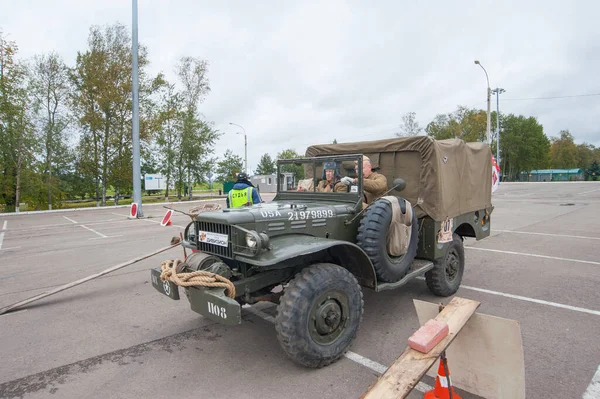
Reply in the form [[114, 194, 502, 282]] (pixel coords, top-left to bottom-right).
[[276, 155, 362, 195]]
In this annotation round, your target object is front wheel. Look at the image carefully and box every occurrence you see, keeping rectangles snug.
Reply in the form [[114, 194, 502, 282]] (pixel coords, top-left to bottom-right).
[[275, 263, 364, 368], [425, 233, 465, 296]]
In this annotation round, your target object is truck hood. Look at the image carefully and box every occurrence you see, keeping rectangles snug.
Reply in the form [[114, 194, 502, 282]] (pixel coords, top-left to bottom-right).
[[194, 200, 356, 224]]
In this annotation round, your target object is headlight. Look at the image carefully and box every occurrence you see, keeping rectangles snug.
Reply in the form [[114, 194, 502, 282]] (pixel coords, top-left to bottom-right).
[[246, 232, 258, 248]]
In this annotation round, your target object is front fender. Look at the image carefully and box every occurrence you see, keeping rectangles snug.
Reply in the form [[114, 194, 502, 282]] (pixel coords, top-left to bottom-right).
[[236, 235, 377, 289]]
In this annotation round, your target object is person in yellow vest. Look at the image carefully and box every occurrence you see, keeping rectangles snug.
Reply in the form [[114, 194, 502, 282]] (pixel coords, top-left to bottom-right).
[[227, 172, 262, 208]]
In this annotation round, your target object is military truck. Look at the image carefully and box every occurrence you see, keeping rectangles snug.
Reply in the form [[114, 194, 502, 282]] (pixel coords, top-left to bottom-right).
[[150, 136, 493, 368]]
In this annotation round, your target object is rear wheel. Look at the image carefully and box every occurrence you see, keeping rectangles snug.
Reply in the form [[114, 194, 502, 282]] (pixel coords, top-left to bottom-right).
[[425, 233, 464, 296], [275, 263, 363, 368]]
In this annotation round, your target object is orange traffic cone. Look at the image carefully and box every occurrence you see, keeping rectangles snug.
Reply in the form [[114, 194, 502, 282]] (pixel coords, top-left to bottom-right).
[[424, 355, 462, 399]]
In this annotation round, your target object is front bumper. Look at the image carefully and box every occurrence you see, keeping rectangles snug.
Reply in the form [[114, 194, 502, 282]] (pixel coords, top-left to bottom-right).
[[150, 267, 241, 325]]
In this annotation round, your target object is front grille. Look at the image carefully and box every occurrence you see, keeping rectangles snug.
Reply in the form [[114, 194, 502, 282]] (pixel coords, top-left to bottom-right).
[[195, 221, 233, 258]]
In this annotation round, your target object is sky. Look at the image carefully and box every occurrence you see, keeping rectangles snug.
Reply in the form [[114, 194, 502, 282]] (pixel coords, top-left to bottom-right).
[[2, 0, 599, 173]]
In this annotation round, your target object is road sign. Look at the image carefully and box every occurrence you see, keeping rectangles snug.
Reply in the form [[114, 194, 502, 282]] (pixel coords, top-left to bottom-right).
[[161, 209, 173, 227], [130, 203, 138, 218]]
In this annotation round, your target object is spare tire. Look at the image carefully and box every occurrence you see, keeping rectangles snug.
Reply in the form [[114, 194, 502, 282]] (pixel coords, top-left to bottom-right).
[[356, 197, 419, 283]]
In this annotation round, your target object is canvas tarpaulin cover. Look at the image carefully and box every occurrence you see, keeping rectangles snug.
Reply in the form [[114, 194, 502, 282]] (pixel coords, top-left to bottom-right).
[[305, 136, 492, 222]]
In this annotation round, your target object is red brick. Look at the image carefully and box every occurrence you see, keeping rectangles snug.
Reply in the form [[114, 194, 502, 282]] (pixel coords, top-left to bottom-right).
[[407, 319, 449, 354]]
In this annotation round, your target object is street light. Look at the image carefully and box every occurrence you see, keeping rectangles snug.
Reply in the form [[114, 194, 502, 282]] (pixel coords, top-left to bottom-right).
[[229, 122, 247, 175], [491, 87, 506, 166], [474, 60, 491, 144]]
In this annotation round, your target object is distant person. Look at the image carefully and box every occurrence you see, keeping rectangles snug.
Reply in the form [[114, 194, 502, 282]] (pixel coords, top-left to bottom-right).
[[316, 161, 347, 193], [341, 156, 387, 207], [227, 172, 262, 208]]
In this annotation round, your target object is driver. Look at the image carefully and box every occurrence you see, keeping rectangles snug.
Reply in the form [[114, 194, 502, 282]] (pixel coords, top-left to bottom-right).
[[316, 161, 346, 193], [341, 156, 387, 207]]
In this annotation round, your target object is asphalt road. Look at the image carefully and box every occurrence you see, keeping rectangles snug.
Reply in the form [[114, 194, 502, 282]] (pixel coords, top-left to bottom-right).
[[1, 183, 599, 399]]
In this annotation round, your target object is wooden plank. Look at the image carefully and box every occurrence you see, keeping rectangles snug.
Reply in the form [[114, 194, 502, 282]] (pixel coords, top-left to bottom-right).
[[361, 296, 481, 399]]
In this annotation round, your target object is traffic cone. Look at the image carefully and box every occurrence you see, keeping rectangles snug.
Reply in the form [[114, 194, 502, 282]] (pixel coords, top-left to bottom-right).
[[424, 356, 462, 399]]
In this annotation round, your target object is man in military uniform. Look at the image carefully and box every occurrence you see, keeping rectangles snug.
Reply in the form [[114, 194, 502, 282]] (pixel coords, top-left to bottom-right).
[[316, 161, 347, 193], [227, 172, 262, 208], [341, 156, 387, 207]]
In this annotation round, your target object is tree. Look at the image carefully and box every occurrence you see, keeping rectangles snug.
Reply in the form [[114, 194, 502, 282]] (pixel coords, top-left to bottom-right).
[[154, 82, 182, 201], [0, 32, 37, 212], [70, 23, 159, 206], [29, 52, 72, 210], [174, 56, 218, 199], [396, 112, 423, 137], [215, 149, 243, 182], [277, 149, 304, 180], [585, 160, 599, 181], [425, 106, 487, 142], [549, 130, 579, 169], [576, 143, 596, 170], [499, 114, 550, 180], [255, 153, 276, 175], [333, 138, 338, 144]]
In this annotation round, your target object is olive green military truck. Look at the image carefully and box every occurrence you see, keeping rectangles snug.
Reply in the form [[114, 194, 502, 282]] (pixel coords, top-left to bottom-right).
[[150, 136, 494, 368]]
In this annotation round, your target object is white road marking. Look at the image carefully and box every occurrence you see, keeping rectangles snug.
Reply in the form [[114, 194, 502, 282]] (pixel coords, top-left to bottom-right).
[[0, 221, 5, 249], [243, 306, 433, 394], [584, 364, 600, 399], [495, 229, 600, 241], [63, 216, 77, 224], [579, 188, 600, 195], [79, 224, 107, 238], [89, 235, 123, 240], [466, 246, 600, 266], [414, 276, 600, 316], [0, 246, 22, 251], [142, 218, 185, 229], [460, 284, 600, 317]]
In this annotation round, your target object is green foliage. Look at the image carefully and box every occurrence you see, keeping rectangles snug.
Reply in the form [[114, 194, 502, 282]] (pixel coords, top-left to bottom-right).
[[576, 142, 596, 170], [425, 106, 487, 142], [276, 149, 304, 180], [0, 32, 38, 211], [500, 114, 550, 180], [585, 160, 600, 181], [549, 130, 579, 169], [255, 153, 276, 175], [215, 149, 244, 182]]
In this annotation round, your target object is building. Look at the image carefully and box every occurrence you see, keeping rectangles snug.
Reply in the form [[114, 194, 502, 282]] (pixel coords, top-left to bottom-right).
[[520, 169, 583, 182], [250, 174, 277, 193]]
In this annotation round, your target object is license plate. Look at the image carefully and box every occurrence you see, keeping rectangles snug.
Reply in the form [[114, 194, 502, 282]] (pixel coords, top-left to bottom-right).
[[150, 268, 180, 300], [188, 286, 241, 325], [197, 230, 229, 247]]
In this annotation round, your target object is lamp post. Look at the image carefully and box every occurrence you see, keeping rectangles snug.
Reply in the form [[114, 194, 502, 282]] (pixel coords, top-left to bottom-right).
[[491, 87, 505, 166], [229, 122, 247, 175], [474, 60, 491, 144], [131, 0, 143, 217]]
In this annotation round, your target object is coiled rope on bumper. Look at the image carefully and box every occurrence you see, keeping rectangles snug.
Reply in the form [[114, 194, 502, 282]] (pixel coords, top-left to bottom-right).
[[159, 259, 236, 298]]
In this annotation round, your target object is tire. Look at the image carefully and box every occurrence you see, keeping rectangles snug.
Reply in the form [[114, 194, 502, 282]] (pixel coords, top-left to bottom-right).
[[425, 233, 465, 296], [275, 263, 364, 368], [356, 198, 419, 283]]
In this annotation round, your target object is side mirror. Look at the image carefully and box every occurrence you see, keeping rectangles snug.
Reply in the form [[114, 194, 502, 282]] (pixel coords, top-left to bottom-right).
[[392, 178, 406, 193]]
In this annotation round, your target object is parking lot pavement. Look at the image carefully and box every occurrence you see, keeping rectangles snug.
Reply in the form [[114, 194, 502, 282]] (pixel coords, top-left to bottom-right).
[[1, 183, 599, 399]]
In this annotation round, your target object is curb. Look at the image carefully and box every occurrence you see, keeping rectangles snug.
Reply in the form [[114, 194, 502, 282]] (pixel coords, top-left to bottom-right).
[[0, 198, 227, 217]]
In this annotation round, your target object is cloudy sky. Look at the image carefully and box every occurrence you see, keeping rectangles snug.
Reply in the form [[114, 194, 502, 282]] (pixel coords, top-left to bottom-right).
[[2, 0, 599, 173]]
